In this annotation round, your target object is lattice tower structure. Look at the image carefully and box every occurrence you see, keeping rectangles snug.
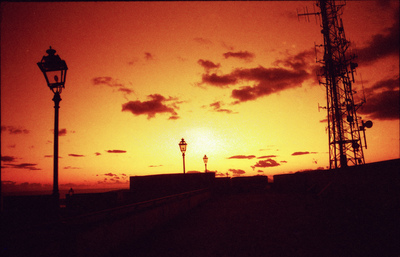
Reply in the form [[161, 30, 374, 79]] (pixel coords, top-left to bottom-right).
[[317, 0, 365, 169]]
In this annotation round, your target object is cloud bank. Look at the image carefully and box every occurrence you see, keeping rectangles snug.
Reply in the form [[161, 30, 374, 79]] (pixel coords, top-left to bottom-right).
[[198, 49, 315, 103]]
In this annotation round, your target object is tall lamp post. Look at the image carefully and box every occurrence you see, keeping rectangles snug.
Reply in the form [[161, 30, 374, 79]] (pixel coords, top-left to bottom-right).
[[203, 155, 208, 173], [179, 138, 187, 174], [37, 47, 68, 200]]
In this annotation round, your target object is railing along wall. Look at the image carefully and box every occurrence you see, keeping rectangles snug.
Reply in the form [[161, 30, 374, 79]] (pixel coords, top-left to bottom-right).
[[3, 188, 211, 257]]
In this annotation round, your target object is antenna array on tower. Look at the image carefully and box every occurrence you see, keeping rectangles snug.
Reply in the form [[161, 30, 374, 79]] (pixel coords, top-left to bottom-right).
[[299, 0, 372, 169]]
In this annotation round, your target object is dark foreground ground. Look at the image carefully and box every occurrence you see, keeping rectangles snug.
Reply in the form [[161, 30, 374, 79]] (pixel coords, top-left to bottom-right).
[[112, 190, 399, 257]]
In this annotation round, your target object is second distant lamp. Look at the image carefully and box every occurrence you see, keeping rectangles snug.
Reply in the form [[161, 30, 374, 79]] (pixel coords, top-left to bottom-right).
[[203, 155, 208, 173], [179, 138, 187, 174]]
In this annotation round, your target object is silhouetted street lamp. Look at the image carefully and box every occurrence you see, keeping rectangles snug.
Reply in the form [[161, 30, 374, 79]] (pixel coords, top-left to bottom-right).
[[37, 47, 68, 200], [203, 155, 208, 173], [179, 138, 187, 174]]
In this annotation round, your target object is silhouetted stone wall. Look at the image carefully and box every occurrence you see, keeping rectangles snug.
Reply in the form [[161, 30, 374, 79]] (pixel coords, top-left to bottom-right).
[[214, 177, 231, 193], [65, 190, 128, 214], [130, 173, 215, 200], [231, 176, 269, 192], [273, 159, 400, 200]]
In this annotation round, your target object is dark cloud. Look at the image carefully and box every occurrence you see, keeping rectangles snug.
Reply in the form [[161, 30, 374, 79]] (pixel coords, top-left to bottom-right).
[[98, 179, 128, 185], [257, 155, 277, 159], [3, 163, 41, 170], [168, 115, 180, 120], [93, 77, 121, 87], [198, 47, 317, 103], [357, 8, 399, 65], [194, 37, 212, 45], [118, 87, 134, 94], [59, 128, 67, 136], [273, 48, 316, 71], [223, 51, 255, 62], [201, 73, 238, 87], [95, 152, 101, 156], [198, 59, 220, 71], [44, 154, 62, 158], [359, 92, 399, 120], [358, 76, 399, 120], [106, 150, 127, 153], [1, 126, 29, 134], [209, 101, 236, 114], [92, 76, 134, 95], [98, 173, 129, 185], [1, 156, 16, 162], [231, 66, 309, 103], [149, 164, 163, 168], [145, 52, 154, 60], [64, 166, 81, 169], [51, 128, 74, 136], [292, 151, 310, 156], [251, 159, 280, 168], [122, 94, 180, 119], [68, 154, 85, 157], [228, 155, 256, 159], [367, 76, 399, 92], [229, 169, 246, 176], [199, 67, 309, 101]]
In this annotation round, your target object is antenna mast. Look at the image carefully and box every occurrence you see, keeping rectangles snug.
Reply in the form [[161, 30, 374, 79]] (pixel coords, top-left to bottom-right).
[[299, 0, 372, 169]]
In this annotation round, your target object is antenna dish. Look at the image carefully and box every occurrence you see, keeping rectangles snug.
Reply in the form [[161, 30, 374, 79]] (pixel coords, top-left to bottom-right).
[[364, 120, 373, 128]]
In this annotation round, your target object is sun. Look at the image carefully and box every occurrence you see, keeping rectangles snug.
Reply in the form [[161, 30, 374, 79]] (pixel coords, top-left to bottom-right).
[[183, 127, 226, 159]]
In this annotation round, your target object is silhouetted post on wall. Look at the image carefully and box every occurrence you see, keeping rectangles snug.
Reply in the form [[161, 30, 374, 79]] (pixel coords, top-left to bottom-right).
[[53, 92, 61, 199], [37, 47, 68, 203]]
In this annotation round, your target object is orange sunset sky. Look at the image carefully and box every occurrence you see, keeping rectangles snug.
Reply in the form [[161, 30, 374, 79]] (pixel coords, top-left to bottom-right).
[[1, 1, 399, 191]]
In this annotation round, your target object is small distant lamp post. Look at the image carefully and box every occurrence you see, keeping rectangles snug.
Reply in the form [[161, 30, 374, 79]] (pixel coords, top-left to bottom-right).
[[37, 47, 68, 200], [179, 138, 187, 174], [203, 155, 208, 173]]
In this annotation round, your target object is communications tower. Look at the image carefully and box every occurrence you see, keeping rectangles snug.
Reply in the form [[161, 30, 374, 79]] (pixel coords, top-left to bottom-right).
[[299, 0, 372, 169]]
